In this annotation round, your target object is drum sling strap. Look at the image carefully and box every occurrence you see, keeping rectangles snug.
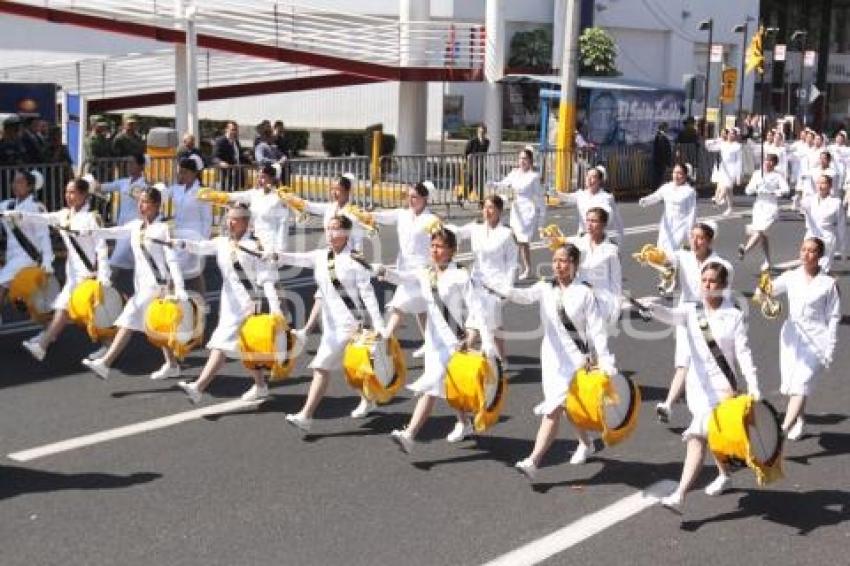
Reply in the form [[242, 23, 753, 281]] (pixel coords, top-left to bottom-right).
[[139, 224, 168, 287], [553, 279, 590, 358], [6, 201, 43, 264], [328, 249, 368, 328], [429, 267, 466, 341], [695, 303, 738, 392], [231, 238, 264, 314], [60, 215, 97, 275]]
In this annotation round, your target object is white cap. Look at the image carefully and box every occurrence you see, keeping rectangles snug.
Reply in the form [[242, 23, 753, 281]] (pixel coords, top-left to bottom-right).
[[593, 164, 607, 182], [30, 170, 44, 192], [422, 180, 436, 194]]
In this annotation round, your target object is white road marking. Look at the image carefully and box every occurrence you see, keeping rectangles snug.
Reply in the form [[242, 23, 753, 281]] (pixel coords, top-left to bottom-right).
[[481, 480, 677, 566], [7, 398, 264, 462]]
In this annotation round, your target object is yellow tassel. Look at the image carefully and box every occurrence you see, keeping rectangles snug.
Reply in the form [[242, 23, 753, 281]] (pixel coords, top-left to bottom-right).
[[565, 368, 640, 447]]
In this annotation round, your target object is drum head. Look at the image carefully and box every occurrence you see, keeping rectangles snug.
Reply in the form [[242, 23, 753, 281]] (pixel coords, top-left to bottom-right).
[[274, 326, 288, 363], [482, 357, 503, 410], [93, 285, 124, 329], [32, 275, 60, 314], [603, 373, 635, 431], [747, 400, 782, 466], [370, 338, 394, 388]]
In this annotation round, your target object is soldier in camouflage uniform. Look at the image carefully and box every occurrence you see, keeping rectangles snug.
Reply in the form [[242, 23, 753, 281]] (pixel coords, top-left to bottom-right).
[[111, 114, 145, 158]]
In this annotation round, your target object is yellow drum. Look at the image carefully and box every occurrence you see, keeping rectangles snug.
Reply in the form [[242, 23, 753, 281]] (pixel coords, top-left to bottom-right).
[[67, 278, 125, 342], [8, 266, 60, 323], [707, 395, 783, 486], [343, 330, 406, 404], [565, 367, 640, 446], [237, 313, 297, 382], [445, 350, 507, 432], [144, 295, 206, 360]]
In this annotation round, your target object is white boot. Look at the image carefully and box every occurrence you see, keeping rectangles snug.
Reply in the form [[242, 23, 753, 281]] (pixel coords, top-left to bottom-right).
[[177, 381, 203, 405], [786, 418, 805, 441], [151, 362, 180, 381], [350, 397, 376, 419], [241, 383, 269, 402], [446, 418, 474, 443], [704, 473, 732, 496], [569, 441, 596, 465]]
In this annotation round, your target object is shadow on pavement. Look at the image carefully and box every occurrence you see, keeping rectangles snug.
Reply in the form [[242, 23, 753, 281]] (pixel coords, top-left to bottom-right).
[[785, 432, 850, 465], [530, 457, 685, 494], [679, 488, 850, 535], [0, 465, 160, 501]]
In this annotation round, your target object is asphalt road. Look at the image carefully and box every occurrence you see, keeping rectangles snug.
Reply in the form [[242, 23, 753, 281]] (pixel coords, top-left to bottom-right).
[[1, 195, 848, 566]]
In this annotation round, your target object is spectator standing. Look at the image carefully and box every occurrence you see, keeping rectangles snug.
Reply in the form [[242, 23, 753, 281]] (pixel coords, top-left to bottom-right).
[[176, 133, 204, 165], [463, 124, 490, 205], [111, 114, 145, 157], [652, 122, 673, 189], [212, 121, 245, 191], [0, 115, 24, 167], [20, 117, 45, 164]]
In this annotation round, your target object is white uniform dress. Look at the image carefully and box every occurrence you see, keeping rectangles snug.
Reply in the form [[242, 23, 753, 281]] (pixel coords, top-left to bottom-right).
[[373, 207, 438, 314], [181, 235, 279, 354], [498, 168, 545, 244], [706, 139, 742, 187], [275, 248, 383, 370], [639, 182, 697, 254], [385, 264, 490, 398], [19, 204, 110, 310], [100, 175, 145, 269], [772, 267, 840, 395], [650, 301, 759, 438], [801, 194, 843, 271], [92, 219, 186, 332], [501, 279, 614, 416], [162, 180, 213, 278], [559, 188, 625, 243], [450, 221, 517, 331], [228, 188, 290, 253], [745, 170, 791, 231], [575, 234, 622, 326], [305, 200, 366, 253], [788, 140, 808, 187], [0, 195, 53, 285]]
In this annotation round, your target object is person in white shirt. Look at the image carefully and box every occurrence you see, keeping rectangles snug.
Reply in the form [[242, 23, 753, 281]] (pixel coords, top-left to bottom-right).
[[81, 187, 189, 381], [800, 174, 843, 272], [226, 163, 291, 253], [493, 148, 545, 279], [638, 163, 697, 254], [17, 178, 110, 362], [175, 204, 285, 404], [446, 194, 517, 361], [574, 206, 622, 327], [644, 262, 761, 509], [769, 237, 841, 441], [0, 169, 54, 315], [557, 165, 625, 244], [97, 153, 146, 274], [738, 154, 791, 270], [706, 128, 742, 216]]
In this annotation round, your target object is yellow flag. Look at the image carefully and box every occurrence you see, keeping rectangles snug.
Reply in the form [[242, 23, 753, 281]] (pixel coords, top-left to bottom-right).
[[745, 25, 765, 74]]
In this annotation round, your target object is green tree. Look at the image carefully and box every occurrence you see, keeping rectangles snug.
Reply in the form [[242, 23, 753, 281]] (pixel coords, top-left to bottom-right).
[[508, 28, 553, 69], [578, 26, 619, 76]]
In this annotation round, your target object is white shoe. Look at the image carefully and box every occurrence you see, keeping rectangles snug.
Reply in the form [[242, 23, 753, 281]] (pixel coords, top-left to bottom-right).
[[519, 268, 531, 280], [723, 208, 733, 217], [285, 412, 313, 433], [655, 402, 672, 424], [569, 442, 596, 465], [514, 458, 538, 480], [660, 491, 683, 509], [704, 474, 732, 496], [292, 328, 307, 351], [412, 345, 426, 359], [786, 418, 805, 441], [82, 357, 111, 380], [177, 381, 203, 405], [87, 345, 109, 360], [350, 397, 376, 419], [240, 383, 269, 402], [150, 362, 180, 381], [446, 418, 474, 443], [390, 429, 415, 454], [22, 339, 46, 362]]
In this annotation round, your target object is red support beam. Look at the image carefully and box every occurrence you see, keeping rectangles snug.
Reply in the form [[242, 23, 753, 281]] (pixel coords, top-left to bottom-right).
[[0, 1, 484, 82], [87, 73, 383, 113]]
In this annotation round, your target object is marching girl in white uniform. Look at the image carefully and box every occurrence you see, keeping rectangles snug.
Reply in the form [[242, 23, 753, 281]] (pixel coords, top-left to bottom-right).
[[638, 162, 697, 255], [557, 166, 625, 244], [655, 222, 730, 423], [161, 156, 213, 293], [485, 243, 616, 478], [16, 178, 110, 361], [737, 153, 791, 270], [377, 228, 494, 452], [277, 215, 386, 431], [97, 153, 146, 273], [574, 206, 622, 328], [787, 130, 810, 203], [226, 163, 291, 253], [81, 187, 189, 381], [769, 237, 841, 441], [446, 194, 517, 362], [494, 148, 545, 279], [764, 130, 789, 178], [801, 174, 843, 272], [643, 262, 762, 508], [373, 182, 439, 358], [175, 204, 284, 404], [706, 128, 742, 216]]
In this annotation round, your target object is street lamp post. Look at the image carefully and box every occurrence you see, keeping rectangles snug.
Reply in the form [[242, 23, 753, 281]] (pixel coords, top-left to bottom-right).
[[699, 18, 714, 136], [733, 19, 751, 125], [791, 30, 808, 126]]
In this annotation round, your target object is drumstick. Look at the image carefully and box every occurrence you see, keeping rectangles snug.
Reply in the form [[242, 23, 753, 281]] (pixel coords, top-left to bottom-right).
[[623, 294, 652, 322], [146, 236, 175, 248]]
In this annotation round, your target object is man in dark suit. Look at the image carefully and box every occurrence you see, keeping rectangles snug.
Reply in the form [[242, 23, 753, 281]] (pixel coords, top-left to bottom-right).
[[652, 122, 673, 189], [212, 121, 244, 190], [463, 124, 490, 205]]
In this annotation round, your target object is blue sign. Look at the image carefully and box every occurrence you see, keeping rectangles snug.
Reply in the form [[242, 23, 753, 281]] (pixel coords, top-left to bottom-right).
[[585, 89, 685, 146], [0, 82, 59, 122]]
